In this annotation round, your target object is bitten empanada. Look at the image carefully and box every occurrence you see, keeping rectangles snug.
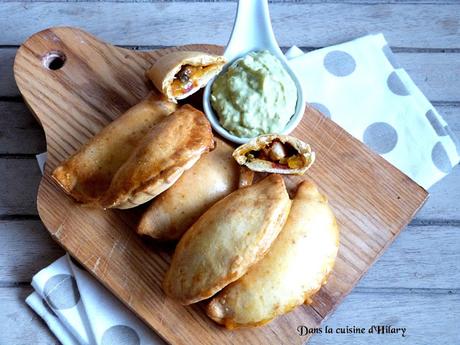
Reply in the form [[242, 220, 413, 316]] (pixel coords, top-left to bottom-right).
[[146, 51, 226, 103], [207, 180, 339, 328], [233, 134, 315, 175], [52, 92, 177, 205], [99, 105, 215, 209], [137, 138, 240, 240], [163, 174, 291, 305]]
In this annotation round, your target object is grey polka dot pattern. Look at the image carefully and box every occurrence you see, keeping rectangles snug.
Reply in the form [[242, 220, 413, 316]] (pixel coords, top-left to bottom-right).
[[432, 142, 453, 173], [44, 274, 81, 310], [425, 109, 447, 136], [387, 71, 410, 96], [101, 325, 140, 345], [323, 50, 356, 77], [382, 44, 400, 68], [310, 102, 331, 118], [42, 299, 55, 315], [363, 122, 398, 154]]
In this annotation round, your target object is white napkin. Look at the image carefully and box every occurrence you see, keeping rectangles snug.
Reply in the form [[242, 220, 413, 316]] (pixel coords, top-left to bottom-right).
[[27, 34, 459, 344], [285, 33, 459, 189], [27, 255, 165, 345]]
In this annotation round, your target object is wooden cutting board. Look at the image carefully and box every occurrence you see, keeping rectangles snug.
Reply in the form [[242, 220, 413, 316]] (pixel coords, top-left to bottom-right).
[[14, 27, 428, 345]]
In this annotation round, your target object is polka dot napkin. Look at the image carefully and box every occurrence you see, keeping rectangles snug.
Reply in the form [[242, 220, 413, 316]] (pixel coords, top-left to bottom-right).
[[26, 255, 165, 345], [27, 34, 459, 345], [286, 33, 459, 189]]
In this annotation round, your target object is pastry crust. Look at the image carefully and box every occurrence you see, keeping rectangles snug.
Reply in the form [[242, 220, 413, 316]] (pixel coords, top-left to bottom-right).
[[137, 137, 240, 240], [51, 92, 177, 205], [162, 174, 291, 305], [233, 134, 315, 175], [99, 104, 215, 209], [146, 51, 226, 102], [206, 180, 339, 329]]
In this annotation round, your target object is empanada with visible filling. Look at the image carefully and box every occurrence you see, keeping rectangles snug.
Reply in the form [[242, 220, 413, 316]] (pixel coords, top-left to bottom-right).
[[51, 92, 177, 205], [99, 104, 215, 209], [163, 174, 291, 305], [137, 137, 240, 240], [146, 51, 226, 103], [207, 180, 339, 329], [233, 134, 315, 175]]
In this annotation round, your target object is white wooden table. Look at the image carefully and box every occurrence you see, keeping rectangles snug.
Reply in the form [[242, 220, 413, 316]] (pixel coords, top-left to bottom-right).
[[1, 1, 459, 344]]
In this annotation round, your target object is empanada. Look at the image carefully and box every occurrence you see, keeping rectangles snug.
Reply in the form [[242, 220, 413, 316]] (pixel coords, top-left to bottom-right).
[[146, 51, 226, 103], [137, 138, 240, 240], [207, 180, 339, 328], [163, 174, 291, 305], [233, 134, 315, 175], [99, 104, 215, 209], [52, 92, 177, 204]]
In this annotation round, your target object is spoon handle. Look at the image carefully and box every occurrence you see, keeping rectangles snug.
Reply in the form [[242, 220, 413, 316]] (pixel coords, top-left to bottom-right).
[[224, 0, 284, 60]]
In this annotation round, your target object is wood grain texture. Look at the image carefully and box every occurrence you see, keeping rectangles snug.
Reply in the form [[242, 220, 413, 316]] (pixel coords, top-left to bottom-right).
[[0, 287, 60, 345], [1, 101, 454, 220], [417, 165, 460, 221], [359, 225, 460, 289], [0, 220, 63, 283], [12, 27, 428, 344], [0, 48, 19, 97], [1, 1, 458, 343], [2, 103, 458, 152], [2, 160, 458, 220], [5, 0, 460, 3], [1, 221, 458, 290], [0, 102, 46, 154], [2, 286, 459, 345], [0, 159, 42, 215], [308, 290, 460, 345], [1, 2, 460, 48], [4, 48, 460, 102], [397, 53, 460, 103]]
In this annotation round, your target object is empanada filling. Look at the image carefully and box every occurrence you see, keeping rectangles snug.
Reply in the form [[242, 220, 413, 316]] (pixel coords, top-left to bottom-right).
[[171, 64, 219, 97], [246, 140, 305, 169]]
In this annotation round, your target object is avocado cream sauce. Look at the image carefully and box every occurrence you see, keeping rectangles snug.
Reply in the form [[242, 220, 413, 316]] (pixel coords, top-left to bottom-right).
[[211, 51, 297, 138]]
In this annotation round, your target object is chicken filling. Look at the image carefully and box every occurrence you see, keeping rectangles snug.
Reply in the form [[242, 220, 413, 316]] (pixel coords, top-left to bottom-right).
[[171, 64, 217, 97], [246, 140, 304, 169]]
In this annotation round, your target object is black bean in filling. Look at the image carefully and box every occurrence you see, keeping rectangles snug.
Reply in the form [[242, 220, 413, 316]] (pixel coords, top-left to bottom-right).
[[249, 140, 297, 162], [176, 65, 192, 83]]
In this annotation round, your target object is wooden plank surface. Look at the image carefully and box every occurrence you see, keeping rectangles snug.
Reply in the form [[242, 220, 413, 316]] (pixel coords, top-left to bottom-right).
[[308, 290, 460, 345], [0, 159, 42, 215], [2, 104, 458, 220], [1, 2, 460, 48], [0, 287, 59, 345], [13, 26, 429, 345], [0, 0, 459, 344], [1, 101, 457, 155], [6, 0, 460, 3], [0, 220, 63, 283], [3, 49, 460, 102], [2, 220, 459, 290], [359, 225, 460, 289], [2, 286, 459, 345], [0, 102, 46, 154], [2, 157, 459, 220]]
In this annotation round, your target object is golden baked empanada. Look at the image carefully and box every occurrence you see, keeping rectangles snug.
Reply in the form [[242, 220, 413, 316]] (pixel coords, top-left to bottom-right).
[[99, 104, 215, 209], [233, 134, 315, 175], [146, 51, 226, 103], [163, 174, 291, 305], [52, 92, 177, 204], [207, 180, 339, 328], [137, 138, 240, 240]]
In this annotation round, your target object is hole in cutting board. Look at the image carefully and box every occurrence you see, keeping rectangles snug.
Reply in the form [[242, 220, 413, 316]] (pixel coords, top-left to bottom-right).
[[43, 51, 66, 70]]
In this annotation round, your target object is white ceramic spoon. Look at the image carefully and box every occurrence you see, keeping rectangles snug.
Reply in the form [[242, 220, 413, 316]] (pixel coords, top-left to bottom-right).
[[203, 0, 305, 144]]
